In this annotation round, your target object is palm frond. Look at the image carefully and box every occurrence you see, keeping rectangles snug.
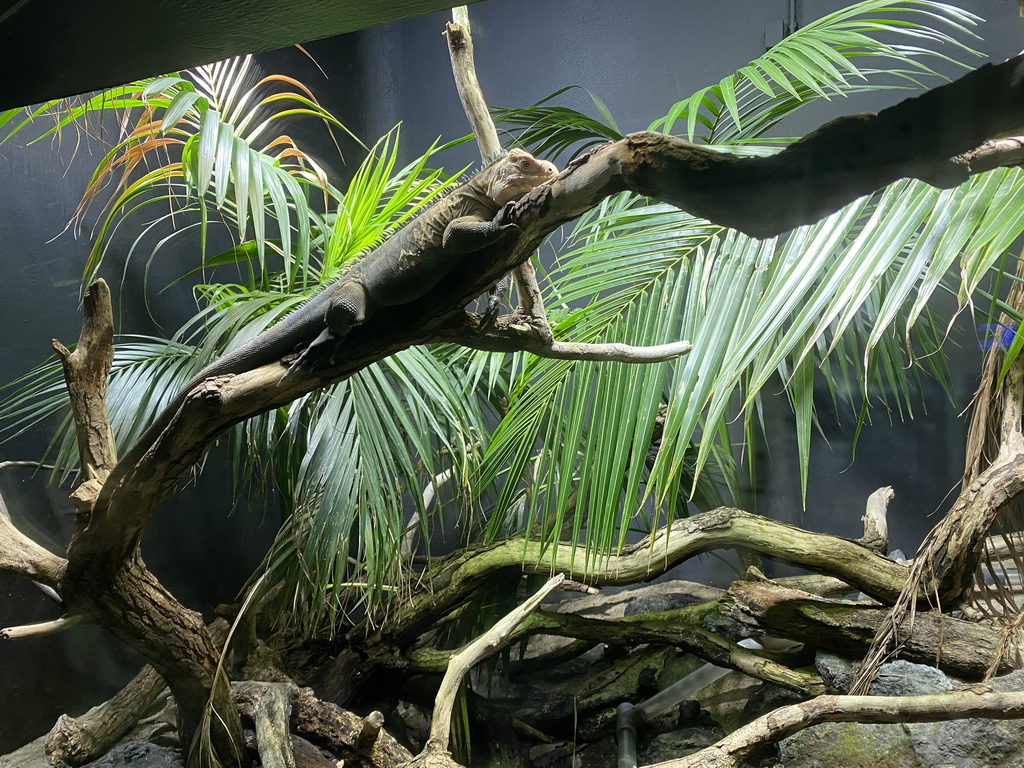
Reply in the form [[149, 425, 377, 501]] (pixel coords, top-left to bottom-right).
[[492, 86, 622, 161], [494, 1, 982, 166], [253, 346, 490, 633], [651, 0, 981, 143]]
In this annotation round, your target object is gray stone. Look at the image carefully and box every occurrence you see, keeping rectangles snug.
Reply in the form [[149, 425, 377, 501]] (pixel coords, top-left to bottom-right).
[[82, 742, 184, 768], [868, 659, 952, 697], [641, 727, 722, 763], [814, 651, 856, 693]]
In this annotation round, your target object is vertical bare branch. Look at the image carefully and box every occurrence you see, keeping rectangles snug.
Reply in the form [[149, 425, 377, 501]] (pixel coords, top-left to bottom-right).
[[445, 8, 500, 160], [52, 279, 117, 488], [444, 7, 552, 325]]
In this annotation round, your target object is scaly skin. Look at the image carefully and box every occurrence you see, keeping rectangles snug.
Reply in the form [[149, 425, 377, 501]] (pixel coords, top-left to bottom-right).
[[112, 149, 557, 474]]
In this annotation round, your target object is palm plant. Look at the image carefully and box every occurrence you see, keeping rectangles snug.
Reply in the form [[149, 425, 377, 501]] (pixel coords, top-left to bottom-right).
[[3, 0, 1023, 641]]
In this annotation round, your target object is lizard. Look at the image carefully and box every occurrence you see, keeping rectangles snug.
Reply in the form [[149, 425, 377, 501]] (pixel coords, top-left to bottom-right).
[[112, 148, 557, 473]]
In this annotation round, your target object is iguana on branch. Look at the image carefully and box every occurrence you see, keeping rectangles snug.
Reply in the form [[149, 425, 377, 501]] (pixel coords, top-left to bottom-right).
[[115, 149, 557, 470]]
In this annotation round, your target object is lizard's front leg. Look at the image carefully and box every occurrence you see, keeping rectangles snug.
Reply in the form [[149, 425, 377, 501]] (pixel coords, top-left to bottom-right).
[[441, 207, 520, 254]]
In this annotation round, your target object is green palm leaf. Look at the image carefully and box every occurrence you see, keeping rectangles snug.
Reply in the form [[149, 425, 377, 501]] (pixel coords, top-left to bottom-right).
[[254, 345, 490, 632], [651, 0, 981, 143]]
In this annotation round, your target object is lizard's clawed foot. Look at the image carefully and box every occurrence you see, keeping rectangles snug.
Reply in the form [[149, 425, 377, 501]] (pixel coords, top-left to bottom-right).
[[478, 274, 511, 333], [278, 328, 344, 384]]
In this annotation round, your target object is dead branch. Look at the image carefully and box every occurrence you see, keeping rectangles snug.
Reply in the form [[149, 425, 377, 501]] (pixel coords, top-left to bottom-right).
[[291, 687, 411, 767], [52, 278, 117, 487], [451, 312, 692, 359], [515, 605, 819, 696], [364, 507, 908, 653], [47, 279, 245, 765], [1, 615, 81, 639], [0, 505, 66, 588], [642, 688, 1024, 768], [233, 681, 295, 768], [446, 314, 692, 361], [444, 10, 500, 161], [407, 574, 565, 767], [44, 664, 167, 766], [725, 578, 1019, 680], [857, 486, 892, 553], [44, 619, 232, 767], [445, 7, 551, 329]]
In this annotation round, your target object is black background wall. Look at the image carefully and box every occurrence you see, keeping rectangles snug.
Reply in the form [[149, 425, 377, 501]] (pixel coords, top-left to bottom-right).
[[0, 0, 1021, 752]]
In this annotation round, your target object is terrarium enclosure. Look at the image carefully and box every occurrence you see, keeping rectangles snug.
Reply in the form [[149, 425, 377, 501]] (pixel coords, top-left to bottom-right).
[[3, 1, 1024, 767]]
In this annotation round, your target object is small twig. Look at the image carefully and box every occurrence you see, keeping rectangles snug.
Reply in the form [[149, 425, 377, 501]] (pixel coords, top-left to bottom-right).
[[444, 315, 692, 363], [1, 614, 81, 639], [421, 573, 565, 756], [0, 460, 56, 472]]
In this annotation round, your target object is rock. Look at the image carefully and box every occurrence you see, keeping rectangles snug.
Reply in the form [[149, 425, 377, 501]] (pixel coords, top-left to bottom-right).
[[641, 726, 723, 763], [868, 659, 952, 697], [903, 669, 1024, 768], [81, 741, 184, 768], [777, 721, 922, 768], [814, 651, 856, 693], [0, 734, 51, 768]]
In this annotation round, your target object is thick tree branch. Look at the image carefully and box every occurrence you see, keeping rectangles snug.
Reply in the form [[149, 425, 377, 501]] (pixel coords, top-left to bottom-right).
[[291, 687, 411, 767], [401, 600, 822, 697], [725, 579, 1018, 680], [0, 504, 66, 588], [445, 7, 551, 328], [232, 681, 295, 768], [52, 279, 117, 486], [445, 11, 500, 161], [45, 281, 244, 764], [45, 664, 167, 766], [360, 507, 908, 652]]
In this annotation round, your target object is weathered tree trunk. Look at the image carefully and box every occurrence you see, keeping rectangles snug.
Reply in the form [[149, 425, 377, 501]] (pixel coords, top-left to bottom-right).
[[53, 280, 244, 765]]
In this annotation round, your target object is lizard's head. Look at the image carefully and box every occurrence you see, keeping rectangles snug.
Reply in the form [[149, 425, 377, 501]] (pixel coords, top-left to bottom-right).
[[486, 148, 558, 206]]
